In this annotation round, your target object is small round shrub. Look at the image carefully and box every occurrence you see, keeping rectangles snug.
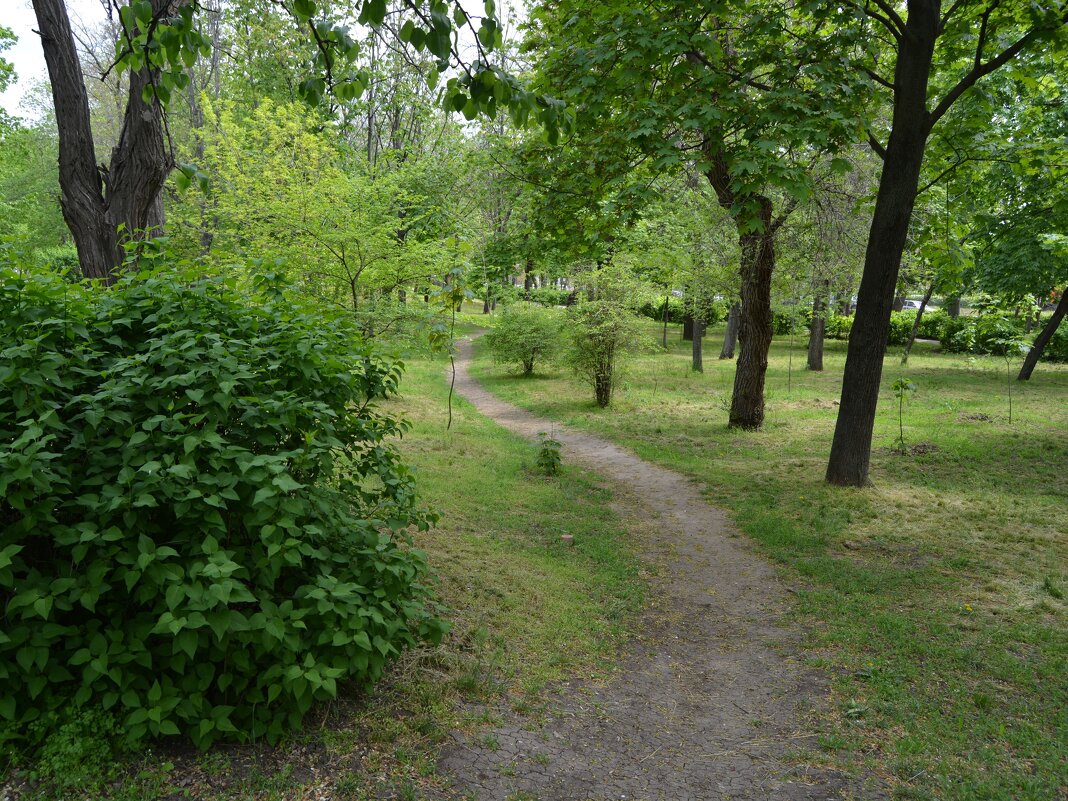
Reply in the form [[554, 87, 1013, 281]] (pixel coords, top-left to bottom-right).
[[0, 265, 444, 753], [485, 302, 563, 376]]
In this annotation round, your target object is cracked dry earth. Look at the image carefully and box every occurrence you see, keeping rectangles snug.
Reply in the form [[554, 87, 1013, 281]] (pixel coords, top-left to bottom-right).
[[436, 337, 882, 801]]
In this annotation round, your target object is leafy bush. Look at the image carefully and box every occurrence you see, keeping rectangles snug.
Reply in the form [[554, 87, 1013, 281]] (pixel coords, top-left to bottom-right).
[[566, 301, 646, 407], [485, 302, 563, 376], [772, 306, 812, 336], [825, 314, 854, 340], [1043, 324, 1068, 362], [941, 314, 1027, 355], [638, 295, 686, 324], [526, 286, 572, 307], [0, 265, 444, 755]]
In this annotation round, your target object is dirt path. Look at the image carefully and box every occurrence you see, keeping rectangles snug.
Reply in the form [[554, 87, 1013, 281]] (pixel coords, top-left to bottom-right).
[[437, 338, 880, 801]]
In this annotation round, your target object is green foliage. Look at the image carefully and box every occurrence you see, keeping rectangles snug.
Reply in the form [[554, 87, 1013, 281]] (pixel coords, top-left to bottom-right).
[[825, 314, 854, 340], [26, 707, 125, 793], [941, 315, 1028, 356], [565, 301, 646, 407], [1044, 324, 1068, 362], [525, 286, 572, 308], [0, 264, 444, 755], [485, 303, 563, 376], [535, 432, 562, 476]]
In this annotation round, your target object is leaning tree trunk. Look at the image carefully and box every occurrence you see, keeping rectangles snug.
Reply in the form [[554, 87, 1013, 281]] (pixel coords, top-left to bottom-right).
[[34, 0, 171, 283], [1018, 291, 1067, 380], [692, 319, 704, 372], [807, 291, 826, 371], [826, 2, 938, 487], [901, 281, 935, 364], [720, 302, 740, 359]]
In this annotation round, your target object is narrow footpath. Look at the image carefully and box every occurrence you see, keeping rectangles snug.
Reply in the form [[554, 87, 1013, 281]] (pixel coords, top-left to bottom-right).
[[437, 337, 882, 801]]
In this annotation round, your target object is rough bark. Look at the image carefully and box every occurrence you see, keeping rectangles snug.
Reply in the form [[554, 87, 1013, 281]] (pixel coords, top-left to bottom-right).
[[807, 292, 825, 371], [728, 204, 776, 429], [33, 0, 172, 283], [826, 1, 938, 486], [682, 315, 695, 341], [1017, 291, 1066, 380], [692, 318, 704, 372], [720, 302, 740, 359], [901, 281, 935, 364]]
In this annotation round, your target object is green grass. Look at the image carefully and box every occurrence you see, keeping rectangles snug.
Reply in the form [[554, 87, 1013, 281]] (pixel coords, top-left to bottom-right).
[[469, 320, 1068, 801], [12, 348, 643, 801]]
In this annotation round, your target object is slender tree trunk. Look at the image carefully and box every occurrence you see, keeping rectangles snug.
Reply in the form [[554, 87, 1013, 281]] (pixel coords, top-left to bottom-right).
[[892, 292, 906, 312], [483, 294, 491, 314], [947, 296, 961, 317], [826, 2, 938, 486], [720, 302, 740, 359], [807, 292, 826, 371], [1018, 291, 1066, 380], [34, 0, 172, 283], [662, 293, 670, 348], [901, 281, 935, 364], [692, 318, 704, 372]]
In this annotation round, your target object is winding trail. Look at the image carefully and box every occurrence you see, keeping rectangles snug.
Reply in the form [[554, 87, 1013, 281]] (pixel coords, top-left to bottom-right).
[[438, 337, 880, 801]]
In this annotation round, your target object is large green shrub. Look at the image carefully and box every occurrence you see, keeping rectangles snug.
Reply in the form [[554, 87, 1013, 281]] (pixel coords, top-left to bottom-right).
[[0, 266, 444, 754], [941, 314, 1027, 355], [1043, 324, 1068, 362], [565, 301, 646, 407], [485, 302, 563, 376]]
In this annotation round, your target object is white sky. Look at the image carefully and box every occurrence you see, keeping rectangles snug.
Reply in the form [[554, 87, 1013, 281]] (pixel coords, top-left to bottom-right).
[[1, 0, 108, 117]]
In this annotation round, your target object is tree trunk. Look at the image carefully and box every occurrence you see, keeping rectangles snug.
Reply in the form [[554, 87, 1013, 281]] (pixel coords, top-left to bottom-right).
[[483, 294, 491, 313], [826, 1, 938, 487], [901, 281, 935, 364], [807, 292, 825, 371], [682, 315, 695, 341], [1018, 291, 1066, 380], [892, 292, 906, 312], [728, 198, 776, 429], [662, 293, 670, 348], [946, 296, 961, 317], [692, 318, 704, 372], [720, 302, 740, 359], [34, 0, 172, 283]]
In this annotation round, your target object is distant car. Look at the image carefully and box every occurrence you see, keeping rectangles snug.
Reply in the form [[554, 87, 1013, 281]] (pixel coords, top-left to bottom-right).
[[901, 300, 925, 311]]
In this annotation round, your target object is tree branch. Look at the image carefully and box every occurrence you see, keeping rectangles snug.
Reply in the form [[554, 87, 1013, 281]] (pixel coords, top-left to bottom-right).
[[867, 130, 887, 160], [928, 9, 1068, 130]]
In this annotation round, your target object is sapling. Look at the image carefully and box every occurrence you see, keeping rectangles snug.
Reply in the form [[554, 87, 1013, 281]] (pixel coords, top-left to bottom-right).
[[994, 335, 1029, 424], [892, 377, 917, 454]]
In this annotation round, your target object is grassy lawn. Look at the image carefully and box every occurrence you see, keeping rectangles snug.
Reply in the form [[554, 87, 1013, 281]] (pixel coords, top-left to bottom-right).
[[468, 320, 1068, 801], [13, 350, 643, 801]]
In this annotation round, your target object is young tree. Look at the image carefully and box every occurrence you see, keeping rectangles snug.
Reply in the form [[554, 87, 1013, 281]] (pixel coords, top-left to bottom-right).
[[825, 0, 1067, 486]]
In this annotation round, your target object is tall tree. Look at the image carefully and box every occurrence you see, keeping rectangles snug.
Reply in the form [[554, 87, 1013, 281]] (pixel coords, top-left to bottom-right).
[[32, 0, 557, 282], [526, 0, 865, 429], [825, 0, 1067, 486]]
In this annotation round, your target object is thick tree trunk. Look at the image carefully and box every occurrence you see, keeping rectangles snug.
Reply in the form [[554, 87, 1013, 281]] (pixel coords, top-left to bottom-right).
[[807, 292, 825, 371], [34, 0, 172, 283], [901, 282, 935, 364], [1018, 291, 1066, 380], [692, 319, 704, 372], [720, 302, 740, 359], [826, 2, 938, 486], [728, 198, 776, 430], [682, 315, 695, 341]]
